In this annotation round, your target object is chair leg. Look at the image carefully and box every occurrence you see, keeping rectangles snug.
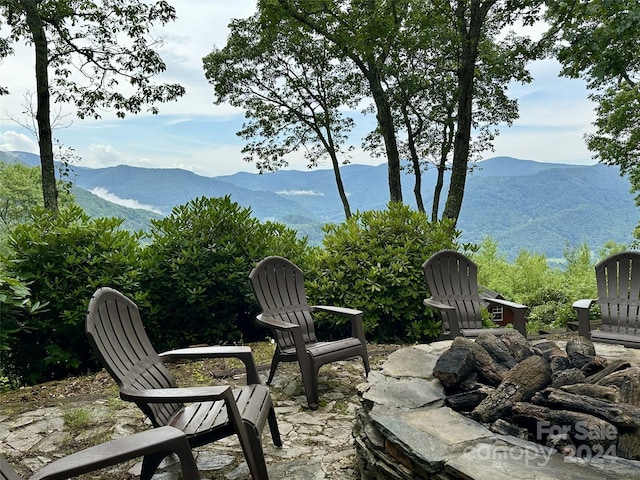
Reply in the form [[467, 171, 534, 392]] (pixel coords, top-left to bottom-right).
[[266, 353, 280, 385], [361, 352, 371, 375], [268, 406, 282, 447], [298, 354, 319, 410], [140, 452, 167, 480], [242, 422, 269, 480]]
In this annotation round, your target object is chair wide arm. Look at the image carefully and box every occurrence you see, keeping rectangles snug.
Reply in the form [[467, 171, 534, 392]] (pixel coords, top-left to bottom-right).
[[120, 385, 231, 404], [482, 297, 529, 337], [256, 314, 301, 331], [30, 426, 200, 480], [573, 298, 596, 338], [310, 305, 362, 317], [423, 298, 460, 338], [311, 305, 367, 341], [160, 346, 261, 385]]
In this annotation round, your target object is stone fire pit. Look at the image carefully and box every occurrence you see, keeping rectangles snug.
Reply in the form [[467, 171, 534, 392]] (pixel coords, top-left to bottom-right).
[[354, 338, 640, 480]]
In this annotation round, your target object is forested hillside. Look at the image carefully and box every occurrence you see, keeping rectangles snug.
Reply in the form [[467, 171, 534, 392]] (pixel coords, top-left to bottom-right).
[[2, 151, 637, 259]]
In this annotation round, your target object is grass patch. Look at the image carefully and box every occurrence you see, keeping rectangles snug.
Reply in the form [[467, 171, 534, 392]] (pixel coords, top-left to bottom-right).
[[64, 408, 92, 433]]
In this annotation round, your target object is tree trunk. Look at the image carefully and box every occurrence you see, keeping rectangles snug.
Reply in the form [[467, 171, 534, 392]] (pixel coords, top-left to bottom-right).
[[431, 117, 455, 221], [22, 0, 58, 212], [442, 0, 493, 223], [275, 0, 403, 204], [401, 105, 424, 212], [368, 68, 403, 203], [327, 148, 351, 219]]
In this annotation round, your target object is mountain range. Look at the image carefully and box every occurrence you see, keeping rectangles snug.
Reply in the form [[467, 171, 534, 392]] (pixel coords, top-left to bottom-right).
[[2, 150, 638, 260]]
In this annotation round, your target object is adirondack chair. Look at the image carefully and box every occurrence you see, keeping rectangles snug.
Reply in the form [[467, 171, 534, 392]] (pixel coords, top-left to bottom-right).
[[574, 251, 640, 347], [1, 426, 200, 480], [422, 250, 528, 339], [249, 256, 370, 410], [85, 287, 281, 480]]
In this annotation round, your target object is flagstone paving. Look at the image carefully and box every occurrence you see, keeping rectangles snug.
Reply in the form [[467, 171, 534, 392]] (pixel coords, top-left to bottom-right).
[[0, 345, 398, 479]]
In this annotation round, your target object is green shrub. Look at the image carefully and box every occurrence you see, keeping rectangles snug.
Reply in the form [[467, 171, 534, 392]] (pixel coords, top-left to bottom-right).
[[140, 195, 309, 350], [522, 287, 574, 331], [0, 275, 49, 388], [2, 205, 144, 385], [305, 203, 463, 343]]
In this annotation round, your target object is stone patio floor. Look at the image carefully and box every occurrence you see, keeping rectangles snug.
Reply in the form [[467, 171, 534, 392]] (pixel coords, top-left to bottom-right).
[[0, 345, 398, 479]]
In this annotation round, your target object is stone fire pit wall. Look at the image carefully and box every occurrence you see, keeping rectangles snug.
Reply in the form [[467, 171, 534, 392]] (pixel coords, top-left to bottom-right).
[[353, 341, 640, 480]]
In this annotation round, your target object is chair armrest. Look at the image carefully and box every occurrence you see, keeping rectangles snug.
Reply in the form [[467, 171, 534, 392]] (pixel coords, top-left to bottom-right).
[[482, 297, 527, 311], [573, 298, 596, 338], [311, 305, 366, 340], [423, 298, 459, 337], [310, 305, 362, 317], [423, 298, 456, 311], [256, 314, 301, 331], [120, 385, 231, 404], [30, 426, 200, 480], [484, 297, 528, 337], [573, 298, 595, 310], [159, 346, 261, 385]]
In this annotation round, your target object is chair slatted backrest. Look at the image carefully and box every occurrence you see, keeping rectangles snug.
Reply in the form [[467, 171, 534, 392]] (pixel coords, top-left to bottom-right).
[[596, 251, 640, 335], [423, 250, 483, 331], [249, 256, 318, 349], [86, 287, 182, 427]]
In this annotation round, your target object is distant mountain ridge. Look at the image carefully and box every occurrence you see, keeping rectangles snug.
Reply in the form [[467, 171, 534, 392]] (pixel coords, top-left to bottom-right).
[[1, 150, 637, 259]]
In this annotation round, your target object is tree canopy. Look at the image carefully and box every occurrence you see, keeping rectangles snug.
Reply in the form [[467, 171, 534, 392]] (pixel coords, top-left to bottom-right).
[[0, 0, 185, 211], [203, 13, 361, 219], [546, 0, 640, 235], [253, 0, 541, 223]]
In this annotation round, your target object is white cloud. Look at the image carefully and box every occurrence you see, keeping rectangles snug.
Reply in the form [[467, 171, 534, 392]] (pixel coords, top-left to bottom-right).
[[90, 187, 163, 214], [277, 190, 325, 196], [0, 130, 38, 153], [0, 1, 603, 175], [86, 144, 126, 168]]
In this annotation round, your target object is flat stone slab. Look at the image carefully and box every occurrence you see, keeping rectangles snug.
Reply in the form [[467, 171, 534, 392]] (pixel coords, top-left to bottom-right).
[[357, 340, 640, 480], [403, 407, 494, 446], [363, 371, 444, 408], [381, 342, 452, 379]]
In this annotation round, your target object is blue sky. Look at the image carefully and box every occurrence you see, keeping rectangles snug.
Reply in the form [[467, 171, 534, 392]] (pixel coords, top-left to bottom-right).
[[0, 1, 597, 178]]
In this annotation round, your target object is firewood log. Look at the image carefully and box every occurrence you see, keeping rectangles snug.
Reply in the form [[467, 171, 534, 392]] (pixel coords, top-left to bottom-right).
[[471, 355, 551, 423], [511, 402, 617, 452], [475, 332, 517, 369], [500, 329, 535, 363], [433, 347, 475, 389], [541, 388, 640, 428], [452, 336, 507, 385]]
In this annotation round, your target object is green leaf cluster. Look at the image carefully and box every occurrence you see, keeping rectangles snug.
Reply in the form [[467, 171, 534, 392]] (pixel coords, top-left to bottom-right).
[[140, 195, 309, 351], [1, 204, 144, 385], [473, 238, 629, 333], [305, 203, 462, 342]]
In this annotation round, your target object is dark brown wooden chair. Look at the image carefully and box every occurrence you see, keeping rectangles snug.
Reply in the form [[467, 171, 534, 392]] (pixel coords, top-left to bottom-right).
[[85, 287, 281, 480], [574, 251, 640, 347], [249, 256, 370, 410], [1, 426, 200, 480], [422, 250, 528, 339]]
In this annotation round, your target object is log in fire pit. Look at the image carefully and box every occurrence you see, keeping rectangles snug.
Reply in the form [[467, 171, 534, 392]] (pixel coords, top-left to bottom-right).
[[354, 334, 640, 480], [434, 332, 640, 461]]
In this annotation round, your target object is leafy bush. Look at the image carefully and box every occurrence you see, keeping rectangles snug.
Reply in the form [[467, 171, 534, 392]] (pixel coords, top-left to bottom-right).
[[305, 203, 463, 343], [473, 239, 630, 334], [2, 205, 144, 385], [0, 275, 48, 388], [140, 195, 309, 350]]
